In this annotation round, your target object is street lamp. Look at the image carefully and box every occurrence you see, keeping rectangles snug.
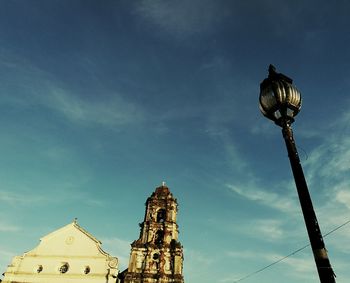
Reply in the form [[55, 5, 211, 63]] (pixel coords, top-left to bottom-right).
[[259, 65, 336, 283]]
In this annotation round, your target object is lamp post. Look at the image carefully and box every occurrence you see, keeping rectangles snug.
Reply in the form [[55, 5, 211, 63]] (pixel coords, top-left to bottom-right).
[[259, 65, 336, 283]]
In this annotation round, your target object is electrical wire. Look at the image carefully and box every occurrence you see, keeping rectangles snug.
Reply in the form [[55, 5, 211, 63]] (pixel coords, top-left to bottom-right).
[[323, 220, 350, 237], [232, 219, 350, 283]]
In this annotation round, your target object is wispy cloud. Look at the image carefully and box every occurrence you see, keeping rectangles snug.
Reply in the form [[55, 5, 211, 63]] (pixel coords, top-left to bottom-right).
[[45, 185, 106, 207], [304, 137, 350, 186], [226, 249, 281, 261], [297, 103, 350, 190], [335, 190, 350, 210], [224, 216, 292, 243], [297, 107, 350, 229], [0, 220, 21, 232], [0, 182, 105, 208], [224, 249, 316, 282], [0, 49, 145, 130], [0, 190, 45, 206], [315, 188, 350, 255], [204, 126, 249, 173], [250, 101, 350, 239], [185, 248, 213, 266], [134, 0, 229, 39], [227, 183, 297, 214], [182, 248, 213, 281], [280, 255, 315, 274], [254, 219, 285, 240], [39, 88, 144, 128]]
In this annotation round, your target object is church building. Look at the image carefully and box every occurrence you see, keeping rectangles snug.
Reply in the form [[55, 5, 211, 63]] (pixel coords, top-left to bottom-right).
[[120, 183, 185, 283], [1, 184, 185, 283], [2, 220, 119, 283]]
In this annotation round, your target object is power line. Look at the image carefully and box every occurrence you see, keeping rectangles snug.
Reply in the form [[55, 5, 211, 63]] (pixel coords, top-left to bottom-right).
[[232, 243, 310, 283], [323, 219, 350, 237], [232, 219, 350, 283]]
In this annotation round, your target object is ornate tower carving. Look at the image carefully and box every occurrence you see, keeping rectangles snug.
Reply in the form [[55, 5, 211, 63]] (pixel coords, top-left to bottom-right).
[[123, 184, 184, 283]]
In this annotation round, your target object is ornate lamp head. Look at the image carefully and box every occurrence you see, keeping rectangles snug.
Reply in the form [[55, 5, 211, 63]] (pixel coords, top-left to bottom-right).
[[259, 65, 302, 126]]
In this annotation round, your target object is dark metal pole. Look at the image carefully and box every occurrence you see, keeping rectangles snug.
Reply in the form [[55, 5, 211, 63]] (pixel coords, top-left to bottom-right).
[[282, 121, 336, 283]]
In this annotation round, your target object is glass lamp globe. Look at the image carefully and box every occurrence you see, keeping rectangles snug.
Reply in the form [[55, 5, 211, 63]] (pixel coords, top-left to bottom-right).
[[259, 65, 302, 126]]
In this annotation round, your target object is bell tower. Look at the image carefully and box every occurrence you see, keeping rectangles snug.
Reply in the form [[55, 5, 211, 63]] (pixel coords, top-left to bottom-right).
[[123, 183, 184, 283]]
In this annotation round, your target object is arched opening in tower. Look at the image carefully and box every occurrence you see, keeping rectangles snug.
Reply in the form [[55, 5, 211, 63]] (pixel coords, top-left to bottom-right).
[[155, 230, 164, 245], [157, 209, 166, 223]]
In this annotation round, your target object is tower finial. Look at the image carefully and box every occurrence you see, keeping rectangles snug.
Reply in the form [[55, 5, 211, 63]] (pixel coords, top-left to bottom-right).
[[162, 181, 166, 187]]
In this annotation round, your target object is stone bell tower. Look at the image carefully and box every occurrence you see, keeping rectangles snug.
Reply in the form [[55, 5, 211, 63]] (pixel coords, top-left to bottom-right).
[[122, 183, 184, 283]]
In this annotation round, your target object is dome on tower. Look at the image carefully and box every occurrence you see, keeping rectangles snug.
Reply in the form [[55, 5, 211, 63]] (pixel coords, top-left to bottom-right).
[[155, 184, 170, 195]]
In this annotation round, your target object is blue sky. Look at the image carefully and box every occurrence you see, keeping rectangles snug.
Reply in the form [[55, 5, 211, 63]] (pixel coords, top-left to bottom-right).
[[0, 1, 350, 282]]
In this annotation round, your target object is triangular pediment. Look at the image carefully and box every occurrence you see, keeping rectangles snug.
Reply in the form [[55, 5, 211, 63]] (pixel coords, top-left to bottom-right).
[[27, 221, 109, 257]]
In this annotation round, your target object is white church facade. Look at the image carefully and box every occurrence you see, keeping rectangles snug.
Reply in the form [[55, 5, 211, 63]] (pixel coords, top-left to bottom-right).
[[1, 184, 184, 283], [2, 220, 119, 283]]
